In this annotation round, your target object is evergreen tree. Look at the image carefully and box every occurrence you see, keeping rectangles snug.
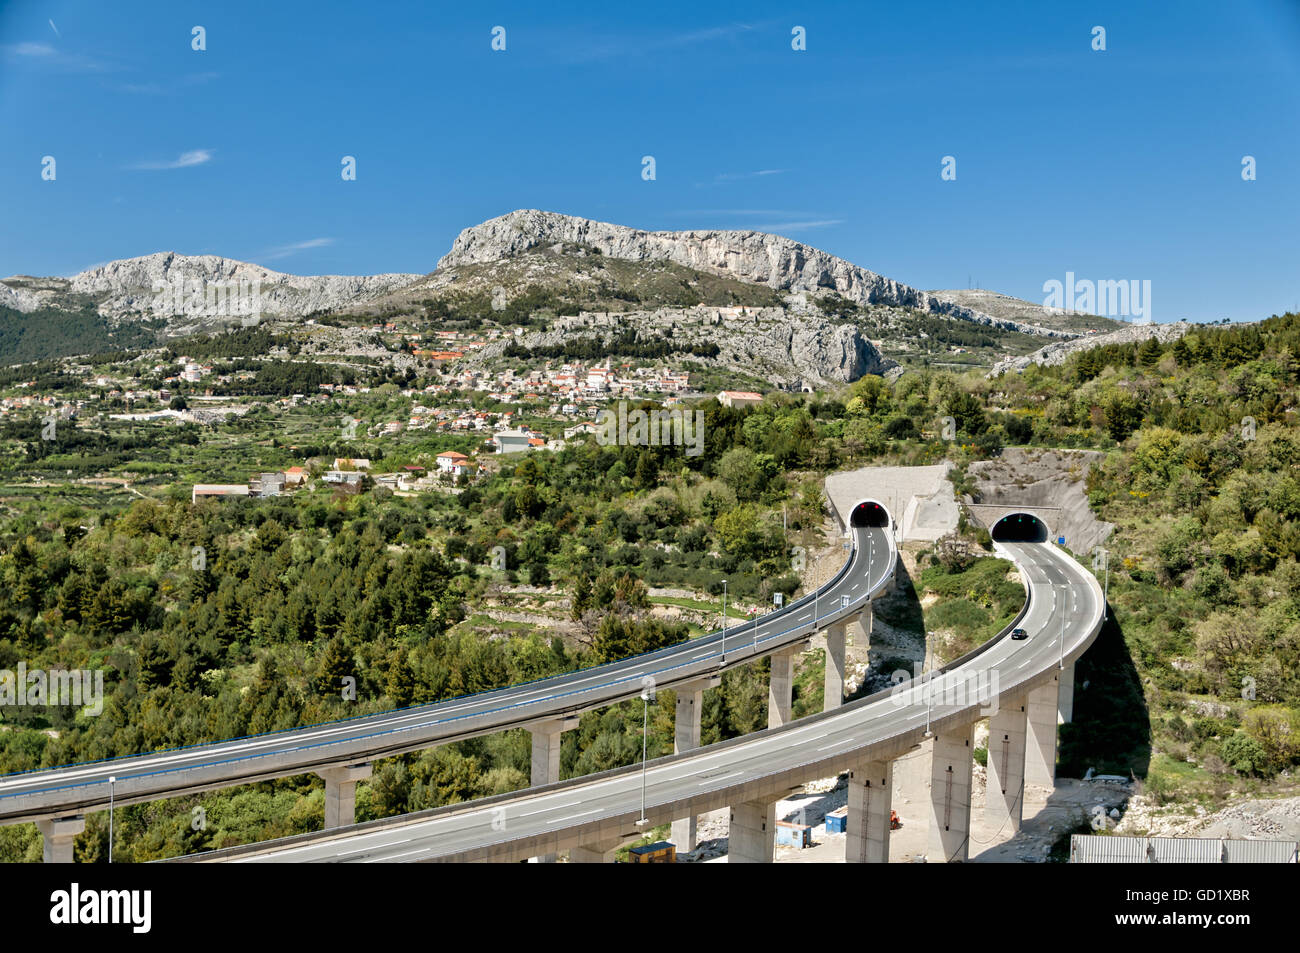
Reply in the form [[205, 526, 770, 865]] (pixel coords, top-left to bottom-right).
[[315, 636, 356, 699], [385, 650, 415, 708]]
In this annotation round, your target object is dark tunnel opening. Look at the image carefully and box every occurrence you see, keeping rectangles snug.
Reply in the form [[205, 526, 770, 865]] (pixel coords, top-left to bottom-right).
[[850, 501, 889, 528], [990, 513, 1048, 542]]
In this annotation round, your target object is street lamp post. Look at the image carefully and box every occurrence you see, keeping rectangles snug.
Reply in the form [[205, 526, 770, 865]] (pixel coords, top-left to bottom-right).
[[923, 655, 934, 738], [637, 689, 651, 828], [1102, 550, 1110, 621], [108, 775, 115, 863], [1059, 585, 1067, 670], [720, 579, 728, 665]]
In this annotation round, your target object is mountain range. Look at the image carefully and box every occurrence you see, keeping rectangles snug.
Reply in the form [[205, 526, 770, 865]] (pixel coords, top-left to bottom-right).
[[1, 210, 1122, 379]]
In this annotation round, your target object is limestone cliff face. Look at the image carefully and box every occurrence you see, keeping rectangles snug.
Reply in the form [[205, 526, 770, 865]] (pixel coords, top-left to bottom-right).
[[438, 209, 1055, 336], [0, 283, 44, 313], [65, 252, 422, 319], [0, 253, 423, 319], [786, 321, 895, 383], [477, 306, 896, 387]]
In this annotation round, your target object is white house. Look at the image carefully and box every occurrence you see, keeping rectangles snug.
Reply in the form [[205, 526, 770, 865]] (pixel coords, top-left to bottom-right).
[[192, 484, 251, 503], [323, 470, 365, 485], [718, 390, 763, 409], [435, 451, 475, 477], [490, 430, 534, 454]]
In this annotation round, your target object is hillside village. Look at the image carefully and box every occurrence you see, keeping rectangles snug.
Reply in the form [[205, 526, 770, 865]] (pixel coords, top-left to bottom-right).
[[0, 332, 772, 509]]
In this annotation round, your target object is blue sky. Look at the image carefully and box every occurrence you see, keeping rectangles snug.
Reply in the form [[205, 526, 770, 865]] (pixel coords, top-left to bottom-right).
[[2, 0, 1298, 322]]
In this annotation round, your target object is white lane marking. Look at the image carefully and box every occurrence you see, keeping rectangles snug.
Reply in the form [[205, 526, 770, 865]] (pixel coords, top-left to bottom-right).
[[560, 809, 601, 822], [698, 771, 742, 786], [349, 836, 411, 858], [364, 847, 426, 862]]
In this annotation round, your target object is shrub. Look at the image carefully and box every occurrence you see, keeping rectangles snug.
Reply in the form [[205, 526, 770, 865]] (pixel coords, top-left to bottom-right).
[[1219, 732, 1272, 777]]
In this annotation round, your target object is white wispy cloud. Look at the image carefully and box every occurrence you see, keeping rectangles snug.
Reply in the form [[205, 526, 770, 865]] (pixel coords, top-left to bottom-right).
[[665, 210, 841, 233], [48, 20, 61, 38], [120, 71, 220, 95], [664, 22, 760, 47], [698, 169, 789, 187], [260, 238, 335, 261], [671, 209, 790, 216], [7, 41, 56, 57], [749, 219, 844, 232], [129, 149, 214, 171], [2, 41, 114, 71], [552, 19, 777, 63]]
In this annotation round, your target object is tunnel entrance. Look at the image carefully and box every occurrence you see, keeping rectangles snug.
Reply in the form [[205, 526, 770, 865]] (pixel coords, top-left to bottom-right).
[[850, 500, 890, 528], [990, 513, 1048, 542]]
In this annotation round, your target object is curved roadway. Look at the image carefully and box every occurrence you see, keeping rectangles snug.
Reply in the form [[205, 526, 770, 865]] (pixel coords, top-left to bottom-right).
[[191, 537, 1103, 863], [0, 518, 894, 824]]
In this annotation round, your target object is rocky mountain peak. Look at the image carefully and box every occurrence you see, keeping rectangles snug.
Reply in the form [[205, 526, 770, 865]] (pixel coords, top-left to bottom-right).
[[437, 210, 1064, 338]]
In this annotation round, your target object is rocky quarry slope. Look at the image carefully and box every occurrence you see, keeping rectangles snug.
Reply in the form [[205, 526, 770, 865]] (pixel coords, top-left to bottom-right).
[[989, 321, 1194, 377], [966, 448, 1114, 556], [929, 288, 1122, 333]]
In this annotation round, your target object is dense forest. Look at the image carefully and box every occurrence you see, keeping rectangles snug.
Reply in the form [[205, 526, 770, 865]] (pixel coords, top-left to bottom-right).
[[0, 304, 163, 364]]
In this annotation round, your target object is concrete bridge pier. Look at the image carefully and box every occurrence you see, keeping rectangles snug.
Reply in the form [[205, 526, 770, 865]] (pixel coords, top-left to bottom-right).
[[318, 764, 372, 829], [1025, 674, 1062, 789], [845, 758, 894, 863], [728, 797, 775, 863], [38, 815, 85, 863], [528, 714, 579, 862], [984, 696, 1028, 834], [850, 604, 872, 647], [671, 677, 717, 852], [568, 838, 624, 864], [824, 622, 846, 711], [927, 722, 975, 863], [1058, 662, 1075, 723], [882, 556, 898, 594], [768, 644, 800, 729]]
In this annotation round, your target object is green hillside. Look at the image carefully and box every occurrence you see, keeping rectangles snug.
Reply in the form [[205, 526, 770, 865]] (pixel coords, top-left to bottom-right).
[[1, 310, 1298, 860]]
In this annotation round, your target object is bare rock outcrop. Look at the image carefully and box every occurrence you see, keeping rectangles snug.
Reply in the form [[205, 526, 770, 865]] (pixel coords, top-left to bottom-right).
[[478, 305, 896, 386], [439, 210, 1064, 338], [67, 252, 422, 319], [989, 322, 1195, 377], [965, 448, 1114, 556]]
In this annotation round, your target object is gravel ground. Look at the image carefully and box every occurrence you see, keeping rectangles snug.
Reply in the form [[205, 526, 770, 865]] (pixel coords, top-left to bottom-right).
[[675, 740, 1136, 863]]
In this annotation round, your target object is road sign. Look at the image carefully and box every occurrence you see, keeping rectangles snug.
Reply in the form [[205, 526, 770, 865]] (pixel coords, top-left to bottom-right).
[[1058, 536, 1066, 545], [774, 593, 784, 608]]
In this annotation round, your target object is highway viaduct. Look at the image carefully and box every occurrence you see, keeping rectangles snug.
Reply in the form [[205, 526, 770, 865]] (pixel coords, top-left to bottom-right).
[[4, 500, 901, 863], [176, 503, 1102, 864]]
